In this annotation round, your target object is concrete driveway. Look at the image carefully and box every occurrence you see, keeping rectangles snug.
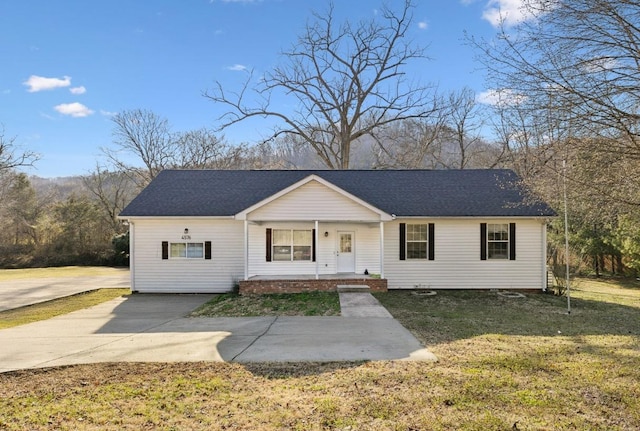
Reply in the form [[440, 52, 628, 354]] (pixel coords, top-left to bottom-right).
[[0, 293, 436, 373], [0, 269, 130, 312]]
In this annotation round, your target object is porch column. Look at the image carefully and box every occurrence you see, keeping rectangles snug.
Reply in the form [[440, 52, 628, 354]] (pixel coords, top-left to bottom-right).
[[244, 219, 248, 281], [129, 221, 135, 291], [315, 220, 319, 279], [379, 221, 385, 279], [542, 222, 547, 291]]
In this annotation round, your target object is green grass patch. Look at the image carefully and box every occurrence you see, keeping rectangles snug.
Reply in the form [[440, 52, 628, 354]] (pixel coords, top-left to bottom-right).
[[571, 276, 640, 307], [0, 266, 128, 281], [0, 289, 131, 329], [374, 279, 640, 344], [191, 291, 341, 317]]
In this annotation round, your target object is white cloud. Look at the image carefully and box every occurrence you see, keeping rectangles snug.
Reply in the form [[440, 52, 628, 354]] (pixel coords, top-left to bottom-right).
[[227, 64, 247, 71], [582, 57, 618, 73], [69, 86, 86, 95], [477, 88, 526, 106], [418, 21, 428, 30], [54, 102, 94, 118], [24, 75, 72, 92], [100, 109, 117, 117], [482, 0, 532, 27]]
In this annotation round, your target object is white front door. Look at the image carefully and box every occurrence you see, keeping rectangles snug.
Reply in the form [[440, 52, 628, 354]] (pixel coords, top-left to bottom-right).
[[337, 231, 355, 273]]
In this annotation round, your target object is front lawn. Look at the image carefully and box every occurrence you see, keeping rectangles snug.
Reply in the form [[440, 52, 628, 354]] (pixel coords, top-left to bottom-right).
[[0, 278, 638, 430]]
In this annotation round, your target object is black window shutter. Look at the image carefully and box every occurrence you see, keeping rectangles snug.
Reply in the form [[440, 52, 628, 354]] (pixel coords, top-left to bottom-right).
[[480, 223, 487, 260], [428, 223, 435, 261], [399, 223, 406, 261], [312, 229, 316, 262], [161, 241, 169, 260], [266, 228, 272, 262], [204, 241, 212, 260], [509, 223, 516, 260]]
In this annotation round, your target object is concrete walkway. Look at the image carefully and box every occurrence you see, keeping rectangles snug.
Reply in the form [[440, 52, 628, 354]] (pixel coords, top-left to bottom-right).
[[339, 291, 394, 318], [0, 293, 436, 373]]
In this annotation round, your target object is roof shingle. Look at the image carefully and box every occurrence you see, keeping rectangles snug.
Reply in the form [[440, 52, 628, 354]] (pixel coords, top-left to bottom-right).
[[119, 169, 556, 218]]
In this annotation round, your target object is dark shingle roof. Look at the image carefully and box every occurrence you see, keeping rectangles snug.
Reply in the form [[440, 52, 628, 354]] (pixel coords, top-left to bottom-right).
[[119, 169, 556, 218]]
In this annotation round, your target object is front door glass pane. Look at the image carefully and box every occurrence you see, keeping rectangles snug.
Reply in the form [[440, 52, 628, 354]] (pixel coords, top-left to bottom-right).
[[340, 233, 352, 253]]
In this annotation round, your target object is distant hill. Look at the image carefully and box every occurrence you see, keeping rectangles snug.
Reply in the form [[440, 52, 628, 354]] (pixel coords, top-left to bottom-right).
[[29, 175, 86, 199]]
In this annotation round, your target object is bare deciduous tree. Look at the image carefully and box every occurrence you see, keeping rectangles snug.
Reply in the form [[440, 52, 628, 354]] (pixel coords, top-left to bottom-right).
[[205, 0, 440, 169], [369, 88, 498, 170], [104, 110, 251, 188], [471, 0, 640, 205], [83, 165, 136, 233], [0, 125, 38, 172], [475, 0, 640, 139], [472, 0, 640, 167], [103, 109, 174, 188], [174, 129, 249, 170], [371, 118, 445, 169], [442, 88, 492, 169]]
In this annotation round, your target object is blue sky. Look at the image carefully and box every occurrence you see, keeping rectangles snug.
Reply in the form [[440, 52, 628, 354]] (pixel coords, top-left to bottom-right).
[[0, 0, 525, 178]]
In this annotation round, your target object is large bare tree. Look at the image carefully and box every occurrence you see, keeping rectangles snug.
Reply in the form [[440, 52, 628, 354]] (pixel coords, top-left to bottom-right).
[[103, 109, 174, 188], [472, 0, 640, 206], [475, 0, 640, 141], [104, 109, 252, 188], [205, 0, 440, 169]]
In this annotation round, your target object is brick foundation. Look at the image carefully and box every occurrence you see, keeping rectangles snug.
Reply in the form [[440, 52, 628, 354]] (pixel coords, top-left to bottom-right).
[[238, 278, 388, 295]]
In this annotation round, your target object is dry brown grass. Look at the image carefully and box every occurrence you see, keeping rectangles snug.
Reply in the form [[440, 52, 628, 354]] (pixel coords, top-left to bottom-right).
[[191, 291, 341, 317], [0, 266, 128, 281], [0, 277, 638, 430]]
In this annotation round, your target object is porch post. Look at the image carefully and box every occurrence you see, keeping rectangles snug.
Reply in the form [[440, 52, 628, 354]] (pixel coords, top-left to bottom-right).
[[379, 221, 385, 279], [244, 219, 248, 281], [129, 221, 135, 291], [315, 220, 319, 279]]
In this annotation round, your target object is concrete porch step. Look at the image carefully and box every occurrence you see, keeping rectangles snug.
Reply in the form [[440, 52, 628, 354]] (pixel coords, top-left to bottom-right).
[[337, 284, 371, 293]]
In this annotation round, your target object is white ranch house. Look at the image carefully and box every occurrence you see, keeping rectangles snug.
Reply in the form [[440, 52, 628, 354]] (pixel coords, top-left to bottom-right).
[[119, 169, 555, 294]]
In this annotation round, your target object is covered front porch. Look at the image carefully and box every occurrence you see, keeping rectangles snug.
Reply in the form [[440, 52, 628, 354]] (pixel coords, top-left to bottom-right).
[[238, 273, 388, 294], [235, 174, 394, 293]]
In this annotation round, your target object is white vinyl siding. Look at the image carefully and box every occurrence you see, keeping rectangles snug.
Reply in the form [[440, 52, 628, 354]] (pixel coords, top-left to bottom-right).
[[131, 218, 243, 293], [385, 218, 546, 290], [247, 180, 381, 221], [244, 178, 384, 277], [130, 218, 545, 292], [248, 222, 380, 277]]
